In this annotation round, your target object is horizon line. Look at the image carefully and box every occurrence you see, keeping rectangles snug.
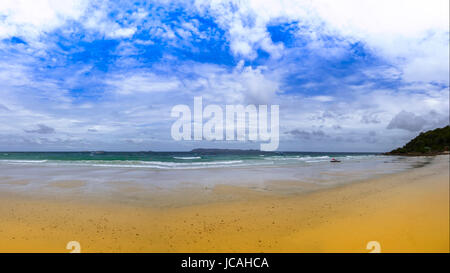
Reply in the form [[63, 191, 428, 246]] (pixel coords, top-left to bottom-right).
[[0, 150, 383, 153]]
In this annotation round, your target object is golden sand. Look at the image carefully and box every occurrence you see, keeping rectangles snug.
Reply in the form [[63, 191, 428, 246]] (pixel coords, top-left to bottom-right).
[[0, 156, 448, 253]]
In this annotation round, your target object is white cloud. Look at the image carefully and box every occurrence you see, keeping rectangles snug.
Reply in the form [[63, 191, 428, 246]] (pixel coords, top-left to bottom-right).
[[310, 0, 448, 36], [387, 109, 449, 132], [276, 77, 449, 150], [0, 0, 88, 40], [0, 0, 143, 41], [311, 0, 449, 84], [196, 0, 449, 83], [106, 73, 182, 94], [173, 61, 281, 104], [82, 2, 139, 39], [195, 0, 289, 59], [311, 96, 334, 102], [109, 27, 136, 38]]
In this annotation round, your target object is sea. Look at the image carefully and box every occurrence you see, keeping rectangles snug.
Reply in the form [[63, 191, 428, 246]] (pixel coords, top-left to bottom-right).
[[0, 151, 432, 205], [0, 151, 384, 169]]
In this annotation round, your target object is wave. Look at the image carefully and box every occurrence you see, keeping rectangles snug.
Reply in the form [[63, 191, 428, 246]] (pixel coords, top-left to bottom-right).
[[82, 160, 246, 170], [0, 159, 48, 163], [142, 160, 244, 167], [0, 159, 246, 170], [0, 154, 380, 169], [264, 156, 330, 161]]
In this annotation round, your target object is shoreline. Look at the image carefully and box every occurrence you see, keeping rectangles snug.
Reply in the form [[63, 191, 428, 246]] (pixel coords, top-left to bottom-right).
[[0, 155, 431, 208], [0, 155, 448, 252], [384, 151, 450, 156]]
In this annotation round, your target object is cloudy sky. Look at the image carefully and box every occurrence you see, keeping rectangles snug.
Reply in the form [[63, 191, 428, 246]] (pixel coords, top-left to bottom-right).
[[0, 0, 448, 152]]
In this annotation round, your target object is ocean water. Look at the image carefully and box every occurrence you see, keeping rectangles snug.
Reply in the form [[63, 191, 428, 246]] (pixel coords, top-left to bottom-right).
[[0, 151, 381, 169], [0, 151, 432, 204]]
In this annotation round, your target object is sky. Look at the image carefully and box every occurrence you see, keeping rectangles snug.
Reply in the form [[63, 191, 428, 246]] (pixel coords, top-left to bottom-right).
[[0, 0, 448, 152]]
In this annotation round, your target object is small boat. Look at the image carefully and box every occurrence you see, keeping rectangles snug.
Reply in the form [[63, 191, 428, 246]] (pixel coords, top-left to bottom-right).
[[330, 158, 341, 163]]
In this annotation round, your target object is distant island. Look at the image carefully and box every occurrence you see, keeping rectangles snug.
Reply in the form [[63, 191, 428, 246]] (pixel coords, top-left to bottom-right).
[[385, 125, 450, 156], [190, 148, 275, 155]]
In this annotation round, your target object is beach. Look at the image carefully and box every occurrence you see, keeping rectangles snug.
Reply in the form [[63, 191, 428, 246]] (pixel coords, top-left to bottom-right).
[[0, 155, 448, 253]]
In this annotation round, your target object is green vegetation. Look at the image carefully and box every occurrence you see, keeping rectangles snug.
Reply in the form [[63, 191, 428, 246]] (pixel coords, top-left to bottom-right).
[[387, 125, 450, 155]]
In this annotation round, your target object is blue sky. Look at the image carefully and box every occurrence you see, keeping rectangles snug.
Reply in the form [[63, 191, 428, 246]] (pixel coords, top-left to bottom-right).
[[0, 0, 448, 151]]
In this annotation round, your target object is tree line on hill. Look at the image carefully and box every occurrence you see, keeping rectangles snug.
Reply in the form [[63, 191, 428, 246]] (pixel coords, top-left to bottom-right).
[[386, 125, 450, 155]]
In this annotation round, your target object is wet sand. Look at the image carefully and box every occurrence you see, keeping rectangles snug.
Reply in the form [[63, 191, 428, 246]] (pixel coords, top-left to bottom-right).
[[0, 155, 448, 252]]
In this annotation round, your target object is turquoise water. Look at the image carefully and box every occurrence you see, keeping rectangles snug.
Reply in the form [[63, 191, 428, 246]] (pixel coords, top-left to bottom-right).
[[0, 151, 379, 169]]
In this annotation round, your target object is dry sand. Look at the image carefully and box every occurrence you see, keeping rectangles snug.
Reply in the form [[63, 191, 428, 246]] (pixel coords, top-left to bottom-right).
[[0, 155, 448, 253]]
